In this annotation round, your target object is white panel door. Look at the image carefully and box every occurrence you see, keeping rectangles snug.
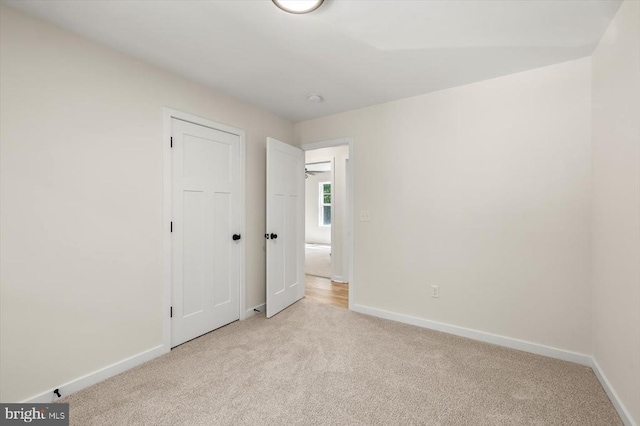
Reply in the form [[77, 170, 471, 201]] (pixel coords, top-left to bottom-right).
[[171, 118, 241, 347], [266, 137, 305, 318]]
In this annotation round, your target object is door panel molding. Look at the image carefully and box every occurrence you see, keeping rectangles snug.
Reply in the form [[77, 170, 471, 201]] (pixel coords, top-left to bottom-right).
[[162, 108, 246, 351]]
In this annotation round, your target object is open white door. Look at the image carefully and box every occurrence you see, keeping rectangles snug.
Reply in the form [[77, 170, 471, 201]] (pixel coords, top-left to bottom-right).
[[266, 137, 305, 318]]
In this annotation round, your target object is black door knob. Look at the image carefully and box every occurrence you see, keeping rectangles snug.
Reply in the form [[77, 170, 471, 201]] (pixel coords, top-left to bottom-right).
[[232, 234, 241, 241], [270, 233, 278, 240], [265, 233, 270, 239]]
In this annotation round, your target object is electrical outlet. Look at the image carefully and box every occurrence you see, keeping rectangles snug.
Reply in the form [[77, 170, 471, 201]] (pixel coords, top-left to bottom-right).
[[360, 210, 371, 222], [431, 285, 440, 298]]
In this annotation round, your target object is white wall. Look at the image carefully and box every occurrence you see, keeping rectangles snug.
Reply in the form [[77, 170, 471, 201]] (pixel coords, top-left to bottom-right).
[[305, 171, 332, 245], [591, 1, 640, 423], [0, 5, 294, 402], [3, 2, 636, 418], [305, 146, 350, 282], [295, 57, 593, 355]]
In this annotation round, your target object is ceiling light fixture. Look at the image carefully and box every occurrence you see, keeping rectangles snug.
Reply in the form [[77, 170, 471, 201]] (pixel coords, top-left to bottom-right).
[[307, 93, 324, 103], [272, 0, 324, 14]]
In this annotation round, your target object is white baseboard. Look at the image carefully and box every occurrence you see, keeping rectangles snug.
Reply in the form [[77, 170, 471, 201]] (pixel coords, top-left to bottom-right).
[[18, 303, 635, 426], [245, 303, 266, 318], [22, 344, 168, 403], [356, 301, 635, 424], [591, 358, 637, 426], [21, 303, 266, 404], [21, 302, 266, 404], [351, 304, 591, 366]]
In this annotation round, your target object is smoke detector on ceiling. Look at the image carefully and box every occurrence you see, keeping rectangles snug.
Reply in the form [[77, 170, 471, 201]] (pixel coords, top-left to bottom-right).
[[307, 94, 324, 103]]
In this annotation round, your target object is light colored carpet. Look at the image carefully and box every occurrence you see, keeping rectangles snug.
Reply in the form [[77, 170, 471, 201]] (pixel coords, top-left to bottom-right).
[[61, 299, 621, 425], [305, 243, 331, 278]]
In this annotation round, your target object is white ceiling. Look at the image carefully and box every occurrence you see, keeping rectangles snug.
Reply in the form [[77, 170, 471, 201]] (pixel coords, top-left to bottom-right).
[[4, 0, 621, 122]]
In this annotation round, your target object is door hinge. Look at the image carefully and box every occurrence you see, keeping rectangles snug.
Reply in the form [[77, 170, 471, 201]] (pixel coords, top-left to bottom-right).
[[170, 137, 173, 148], [170, 306, 173, 318], [170, 221, 173, 232]]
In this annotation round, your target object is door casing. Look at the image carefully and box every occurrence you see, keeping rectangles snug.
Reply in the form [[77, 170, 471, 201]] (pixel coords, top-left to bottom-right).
[[162, 107, 246, 351]]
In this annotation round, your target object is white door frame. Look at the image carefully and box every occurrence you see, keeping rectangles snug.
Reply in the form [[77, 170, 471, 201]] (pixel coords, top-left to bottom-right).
[[329, 157, 337, 281], [162, 107, 247, 351], [301, 137, 354, 310]]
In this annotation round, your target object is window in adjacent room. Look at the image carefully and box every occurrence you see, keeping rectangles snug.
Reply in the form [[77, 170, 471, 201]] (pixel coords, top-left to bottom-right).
[[319, 182, 331, 226]]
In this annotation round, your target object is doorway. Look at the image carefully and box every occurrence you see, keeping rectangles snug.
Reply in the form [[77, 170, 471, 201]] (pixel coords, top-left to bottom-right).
[[303, 144, 350, 309], [264, 136, 354, 318]]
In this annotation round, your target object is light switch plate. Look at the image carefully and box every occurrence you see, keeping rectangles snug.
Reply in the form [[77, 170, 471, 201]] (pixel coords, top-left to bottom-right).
[[360, 210, 371, 222], [431, 285, 440, 298]]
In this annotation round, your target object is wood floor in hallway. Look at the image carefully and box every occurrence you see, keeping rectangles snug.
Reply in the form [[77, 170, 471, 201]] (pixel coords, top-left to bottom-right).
[[305, 275, 349, 309]]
